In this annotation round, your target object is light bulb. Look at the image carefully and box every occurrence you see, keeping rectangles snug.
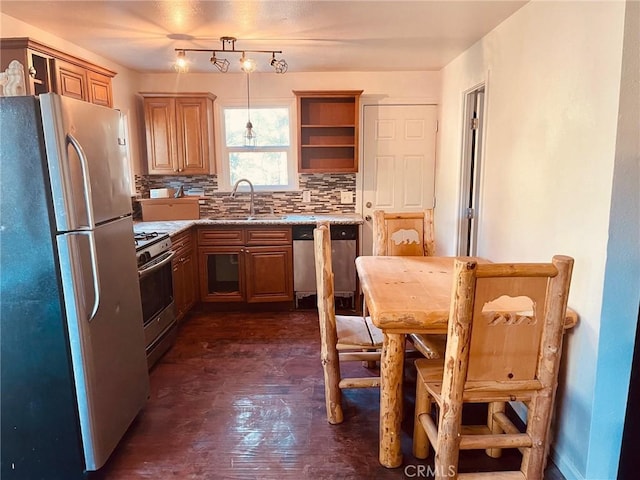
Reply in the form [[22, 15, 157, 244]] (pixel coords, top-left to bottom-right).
[[240, 55, 256, 73], [244, 121, 257, 146], [174, 51, 188, 72]]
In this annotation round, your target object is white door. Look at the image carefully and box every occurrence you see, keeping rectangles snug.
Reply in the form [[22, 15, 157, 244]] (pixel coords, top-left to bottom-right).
[[360, 104, 437, 255]]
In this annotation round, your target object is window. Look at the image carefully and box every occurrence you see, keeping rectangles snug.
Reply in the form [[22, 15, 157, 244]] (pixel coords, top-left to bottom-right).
[[220, 104, 296, 191]]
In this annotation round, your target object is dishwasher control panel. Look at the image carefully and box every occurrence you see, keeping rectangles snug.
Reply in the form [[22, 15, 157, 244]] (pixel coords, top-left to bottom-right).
[[292, 224, 358, 241]]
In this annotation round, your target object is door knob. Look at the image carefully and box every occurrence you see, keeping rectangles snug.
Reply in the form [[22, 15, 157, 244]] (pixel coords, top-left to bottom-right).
[[366, 202, 372, 208], [365, 215, 372, 221]]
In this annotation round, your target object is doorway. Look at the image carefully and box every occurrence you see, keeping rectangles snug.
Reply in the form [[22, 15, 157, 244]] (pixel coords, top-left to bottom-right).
[[457, 85, 485, 256], [360, 104, 437, 256]]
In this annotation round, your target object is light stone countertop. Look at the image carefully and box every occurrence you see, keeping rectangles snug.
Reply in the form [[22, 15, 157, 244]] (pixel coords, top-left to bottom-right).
[[133, 214, 364, 237]]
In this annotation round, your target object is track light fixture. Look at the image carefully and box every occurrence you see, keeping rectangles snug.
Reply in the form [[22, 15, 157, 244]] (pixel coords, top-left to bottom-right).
[[209, 53, 230, 73], [270, 52, 288, 74], [174, 36, 287, 74]]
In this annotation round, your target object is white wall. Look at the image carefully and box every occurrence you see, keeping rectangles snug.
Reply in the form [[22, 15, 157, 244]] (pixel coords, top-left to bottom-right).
[[436, 1, 637, 479], [136, 71, 440, 176], [587, 1, 640, 477]]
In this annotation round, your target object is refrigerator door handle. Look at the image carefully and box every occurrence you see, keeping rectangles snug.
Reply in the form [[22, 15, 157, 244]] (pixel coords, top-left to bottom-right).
[[70, 230, 101, 321], [67, 133, 96, 230]]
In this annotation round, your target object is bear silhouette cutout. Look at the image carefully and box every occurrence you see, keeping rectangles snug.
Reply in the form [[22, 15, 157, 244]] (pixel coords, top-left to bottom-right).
[[390, 228, 420, 245]]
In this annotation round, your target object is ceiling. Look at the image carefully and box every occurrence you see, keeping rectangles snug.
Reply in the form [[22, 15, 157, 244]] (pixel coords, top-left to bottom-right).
[[1, 1, 528, 74]]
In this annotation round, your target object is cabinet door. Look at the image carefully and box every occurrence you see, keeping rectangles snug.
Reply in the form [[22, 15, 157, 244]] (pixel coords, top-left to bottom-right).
[[244, 245, 293, 303], [144, 98, 177, 174], [198, 246, 245, 302], [54, 59, 88, 101], [182, 250, 197, 311], [171, 230, 196, 320], [87, 71, 113, 107], [172, 257, 187, 321], [175, 97, 210, 174], [173, 252, 196, 322]]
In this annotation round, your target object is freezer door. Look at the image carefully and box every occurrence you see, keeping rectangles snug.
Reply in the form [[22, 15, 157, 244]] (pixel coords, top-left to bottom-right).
[[57, 216, 149, 470], [39, 93, 132, 230]]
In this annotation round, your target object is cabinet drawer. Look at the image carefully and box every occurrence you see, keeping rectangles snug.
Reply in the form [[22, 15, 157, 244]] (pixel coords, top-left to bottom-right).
[[246, 227, 292, 246], [198, 228, 245, 246]]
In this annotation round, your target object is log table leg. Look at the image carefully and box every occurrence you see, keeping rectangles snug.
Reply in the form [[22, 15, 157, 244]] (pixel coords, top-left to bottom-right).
[[379, 332, 406, 468]]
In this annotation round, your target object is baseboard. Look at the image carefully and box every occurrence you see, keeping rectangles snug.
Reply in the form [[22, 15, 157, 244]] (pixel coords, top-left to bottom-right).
[[550, 447, 585, 480]]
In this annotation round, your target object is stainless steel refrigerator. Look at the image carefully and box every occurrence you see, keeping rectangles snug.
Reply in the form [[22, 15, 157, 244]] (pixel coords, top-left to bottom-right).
[[0, 94, 149, 479]]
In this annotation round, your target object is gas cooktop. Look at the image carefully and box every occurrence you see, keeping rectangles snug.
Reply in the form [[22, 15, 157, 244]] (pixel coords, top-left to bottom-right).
[[134, 231, 169, 250], [135, 231, 172, 269]]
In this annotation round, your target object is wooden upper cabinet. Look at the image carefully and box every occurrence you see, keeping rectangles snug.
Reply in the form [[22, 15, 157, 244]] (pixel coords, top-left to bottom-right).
[[140, 92, 216, 176], [175, 97, 211, 173], [87, 71, 113, 107], [293, 90, 363, 173], [0, 38, 115, 107], [55, 59, 88, 101], [142, 97, 176, 174]]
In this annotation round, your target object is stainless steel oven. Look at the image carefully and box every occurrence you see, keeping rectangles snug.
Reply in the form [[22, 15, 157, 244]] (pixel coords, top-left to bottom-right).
[[135, 232, 177, 369]]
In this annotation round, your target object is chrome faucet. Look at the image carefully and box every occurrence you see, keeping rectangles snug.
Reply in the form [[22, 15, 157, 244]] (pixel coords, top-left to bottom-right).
[[230, 178, 255, 217]]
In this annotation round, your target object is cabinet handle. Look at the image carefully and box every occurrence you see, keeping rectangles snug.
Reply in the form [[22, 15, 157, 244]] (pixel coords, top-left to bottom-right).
[[365, 215, 372, 221]]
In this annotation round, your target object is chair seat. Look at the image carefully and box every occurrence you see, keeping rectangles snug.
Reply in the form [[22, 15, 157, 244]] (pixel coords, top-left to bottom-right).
[[415, 358, 541, 403], [336, 315, 383, 347]]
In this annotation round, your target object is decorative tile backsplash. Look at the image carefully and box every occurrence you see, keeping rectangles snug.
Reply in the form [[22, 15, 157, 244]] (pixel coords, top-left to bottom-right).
[[134, 173, 356, 219]]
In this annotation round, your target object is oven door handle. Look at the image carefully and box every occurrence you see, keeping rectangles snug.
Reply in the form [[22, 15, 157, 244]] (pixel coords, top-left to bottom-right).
[[138, 250, 176, 279]]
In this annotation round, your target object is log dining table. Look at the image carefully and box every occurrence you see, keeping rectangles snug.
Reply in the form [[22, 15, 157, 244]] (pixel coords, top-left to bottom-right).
[[355, 255, 578, 468]]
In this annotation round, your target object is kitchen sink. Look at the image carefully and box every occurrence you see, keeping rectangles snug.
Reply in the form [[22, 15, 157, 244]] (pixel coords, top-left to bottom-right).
[[249, 215, 288, 220], [208, 215, 289, 221], [208, 215, 250, 220]]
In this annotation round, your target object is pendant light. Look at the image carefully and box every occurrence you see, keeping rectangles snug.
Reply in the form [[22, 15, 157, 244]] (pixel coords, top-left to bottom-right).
[[244, 72, 256, 147]]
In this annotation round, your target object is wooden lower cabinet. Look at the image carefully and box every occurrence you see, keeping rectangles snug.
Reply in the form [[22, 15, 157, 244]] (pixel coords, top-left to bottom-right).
[[171, 230, 196, 322], [244, 246, 293, 303], [198, 226, 293, 303]]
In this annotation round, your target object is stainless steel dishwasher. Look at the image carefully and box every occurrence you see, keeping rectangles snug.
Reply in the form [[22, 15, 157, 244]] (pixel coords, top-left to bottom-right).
[[293, 224, 358, 308]]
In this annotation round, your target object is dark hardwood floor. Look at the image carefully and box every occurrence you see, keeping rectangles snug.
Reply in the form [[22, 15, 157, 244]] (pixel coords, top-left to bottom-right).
[[92, 308, 565, 479]]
